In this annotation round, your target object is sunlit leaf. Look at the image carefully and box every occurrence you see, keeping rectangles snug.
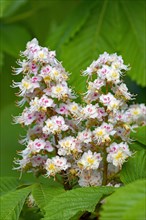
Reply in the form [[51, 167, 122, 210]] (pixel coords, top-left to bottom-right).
[[100, 179, 146, 220], [0, 186, 31, 220], [44, 186, 114, 220], [0, 177, 19, 196], [32, 182, 64, 209], [120, 150, 146, 184]]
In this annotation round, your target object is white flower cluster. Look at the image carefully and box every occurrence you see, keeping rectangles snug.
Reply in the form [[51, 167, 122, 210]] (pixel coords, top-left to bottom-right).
[[13, 39, 146, 188]]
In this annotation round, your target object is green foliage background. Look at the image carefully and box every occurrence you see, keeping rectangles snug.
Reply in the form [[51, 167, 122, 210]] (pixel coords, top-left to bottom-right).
[[0, 0, 146, 180]]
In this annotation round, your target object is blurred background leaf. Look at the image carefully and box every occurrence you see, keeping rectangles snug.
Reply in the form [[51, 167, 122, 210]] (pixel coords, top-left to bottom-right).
[[1, 24, 31, 57], [0, 0, 27, 18], [0, 0, 146, 180], [46, 0, 146, 91]]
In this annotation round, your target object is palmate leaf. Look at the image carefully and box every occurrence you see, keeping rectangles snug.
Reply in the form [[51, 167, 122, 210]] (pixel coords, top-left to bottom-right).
[[0, 177, 19, 196], [100, 179, 146, 220], [120, 150, 146, 184], [44, 186, 114, 220], [46, 0, 145, 92], [0, 186, 31, 220], [32, 182, 65, 209]]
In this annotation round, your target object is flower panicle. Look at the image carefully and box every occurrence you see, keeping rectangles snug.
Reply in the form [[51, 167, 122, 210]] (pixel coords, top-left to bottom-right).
[[12, 38, 146, 188]]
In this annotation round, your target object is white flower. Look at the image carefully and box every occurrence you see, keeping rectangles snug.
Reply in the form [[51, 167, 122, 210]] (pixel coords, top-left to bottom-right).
[[100, 93, 122, 112], [31, 155, 47, 167], [44, 141, 54, 152], [77, 130, 92, 144], [68, 102, 81, 117], [23, 38, 40, 59], [12, 76, 41, 96], [58, 136, 80, 156], [115, 126, 131, 142], [39, 95, 55, 110], [43, 116, 68, 135], [107, 142, 132, 167], [30, 97, 40, 112], [35, 48, 49, 62], [45, 156, 70, 176], [13, 59, 29, 75], [13, 157, 30, 170], [51, 83, 70, 100], [93, 123, 115, 144], [78, 150, 102, 170], [97, 65, 110, 79], [78, 170, 102, 187], [99, 93, 114, 105], [81, 104, 98, 119], [27, 138, 46, 153], [101, 122, 116, 134], [82, 60, 99, 76], [125, 104, 146, 125], [106, 68, 120, 83], [13, 108, 36, 125], [55, 103, 69, 115], [40, 65, 52, 83], [113, 83, 134, 100]]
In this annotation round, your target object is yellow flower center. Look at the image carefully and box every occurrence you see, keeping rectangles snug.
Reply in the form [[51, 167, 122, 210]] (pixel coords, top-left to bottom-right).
[[71, 105, 78, 111], [39, 53, 45, 58], [112, 71, 118, 78], [22, 81, 30, 89], [47, 122, 53, 128], [55, 87, 63, 93], [87, 157, 95, 164], [54, 71, 59, 76], [115, 152, 123, 160], [64, 141, 70, 148], [48, 163, 55, 170], [133, 110, 139, 115], [97, 130, 103, 136], [44, 76, 51, 82]]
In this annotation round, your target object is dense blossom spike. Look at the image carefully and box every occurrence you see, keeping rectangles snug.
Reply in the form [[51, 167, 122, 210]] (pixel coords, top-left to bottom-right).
[[13, 39, 146, 188]]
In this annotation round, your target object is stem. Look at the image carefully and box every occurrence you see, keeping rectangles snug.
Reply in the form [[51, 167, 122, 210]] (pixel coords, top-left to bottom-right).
[[54, 134, 58, 155], [62, 171, 72, 190], [107, 170, 121, 183], [102, 145, 108, 185], [54, 134, 72, 190]]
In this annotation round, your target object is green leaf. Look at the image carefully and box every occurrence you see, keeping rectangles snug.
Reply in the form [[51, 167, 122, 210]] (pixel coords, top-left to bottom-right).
[[32, 182, 65, 209], [0, 0, 27, 18], [0, 186, 31, 220], [1, 24, 31, 57], [46, 1, 95, 52], [100, 179, 146, 220], [44, 186, 114, 220], [120, 150, 146, 184], [46, 0, 145, 90], [0, 51, 4, 67], [129, 141, 146, 151], [0, 177, 19, 196], [131, 126, 146, 146]]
